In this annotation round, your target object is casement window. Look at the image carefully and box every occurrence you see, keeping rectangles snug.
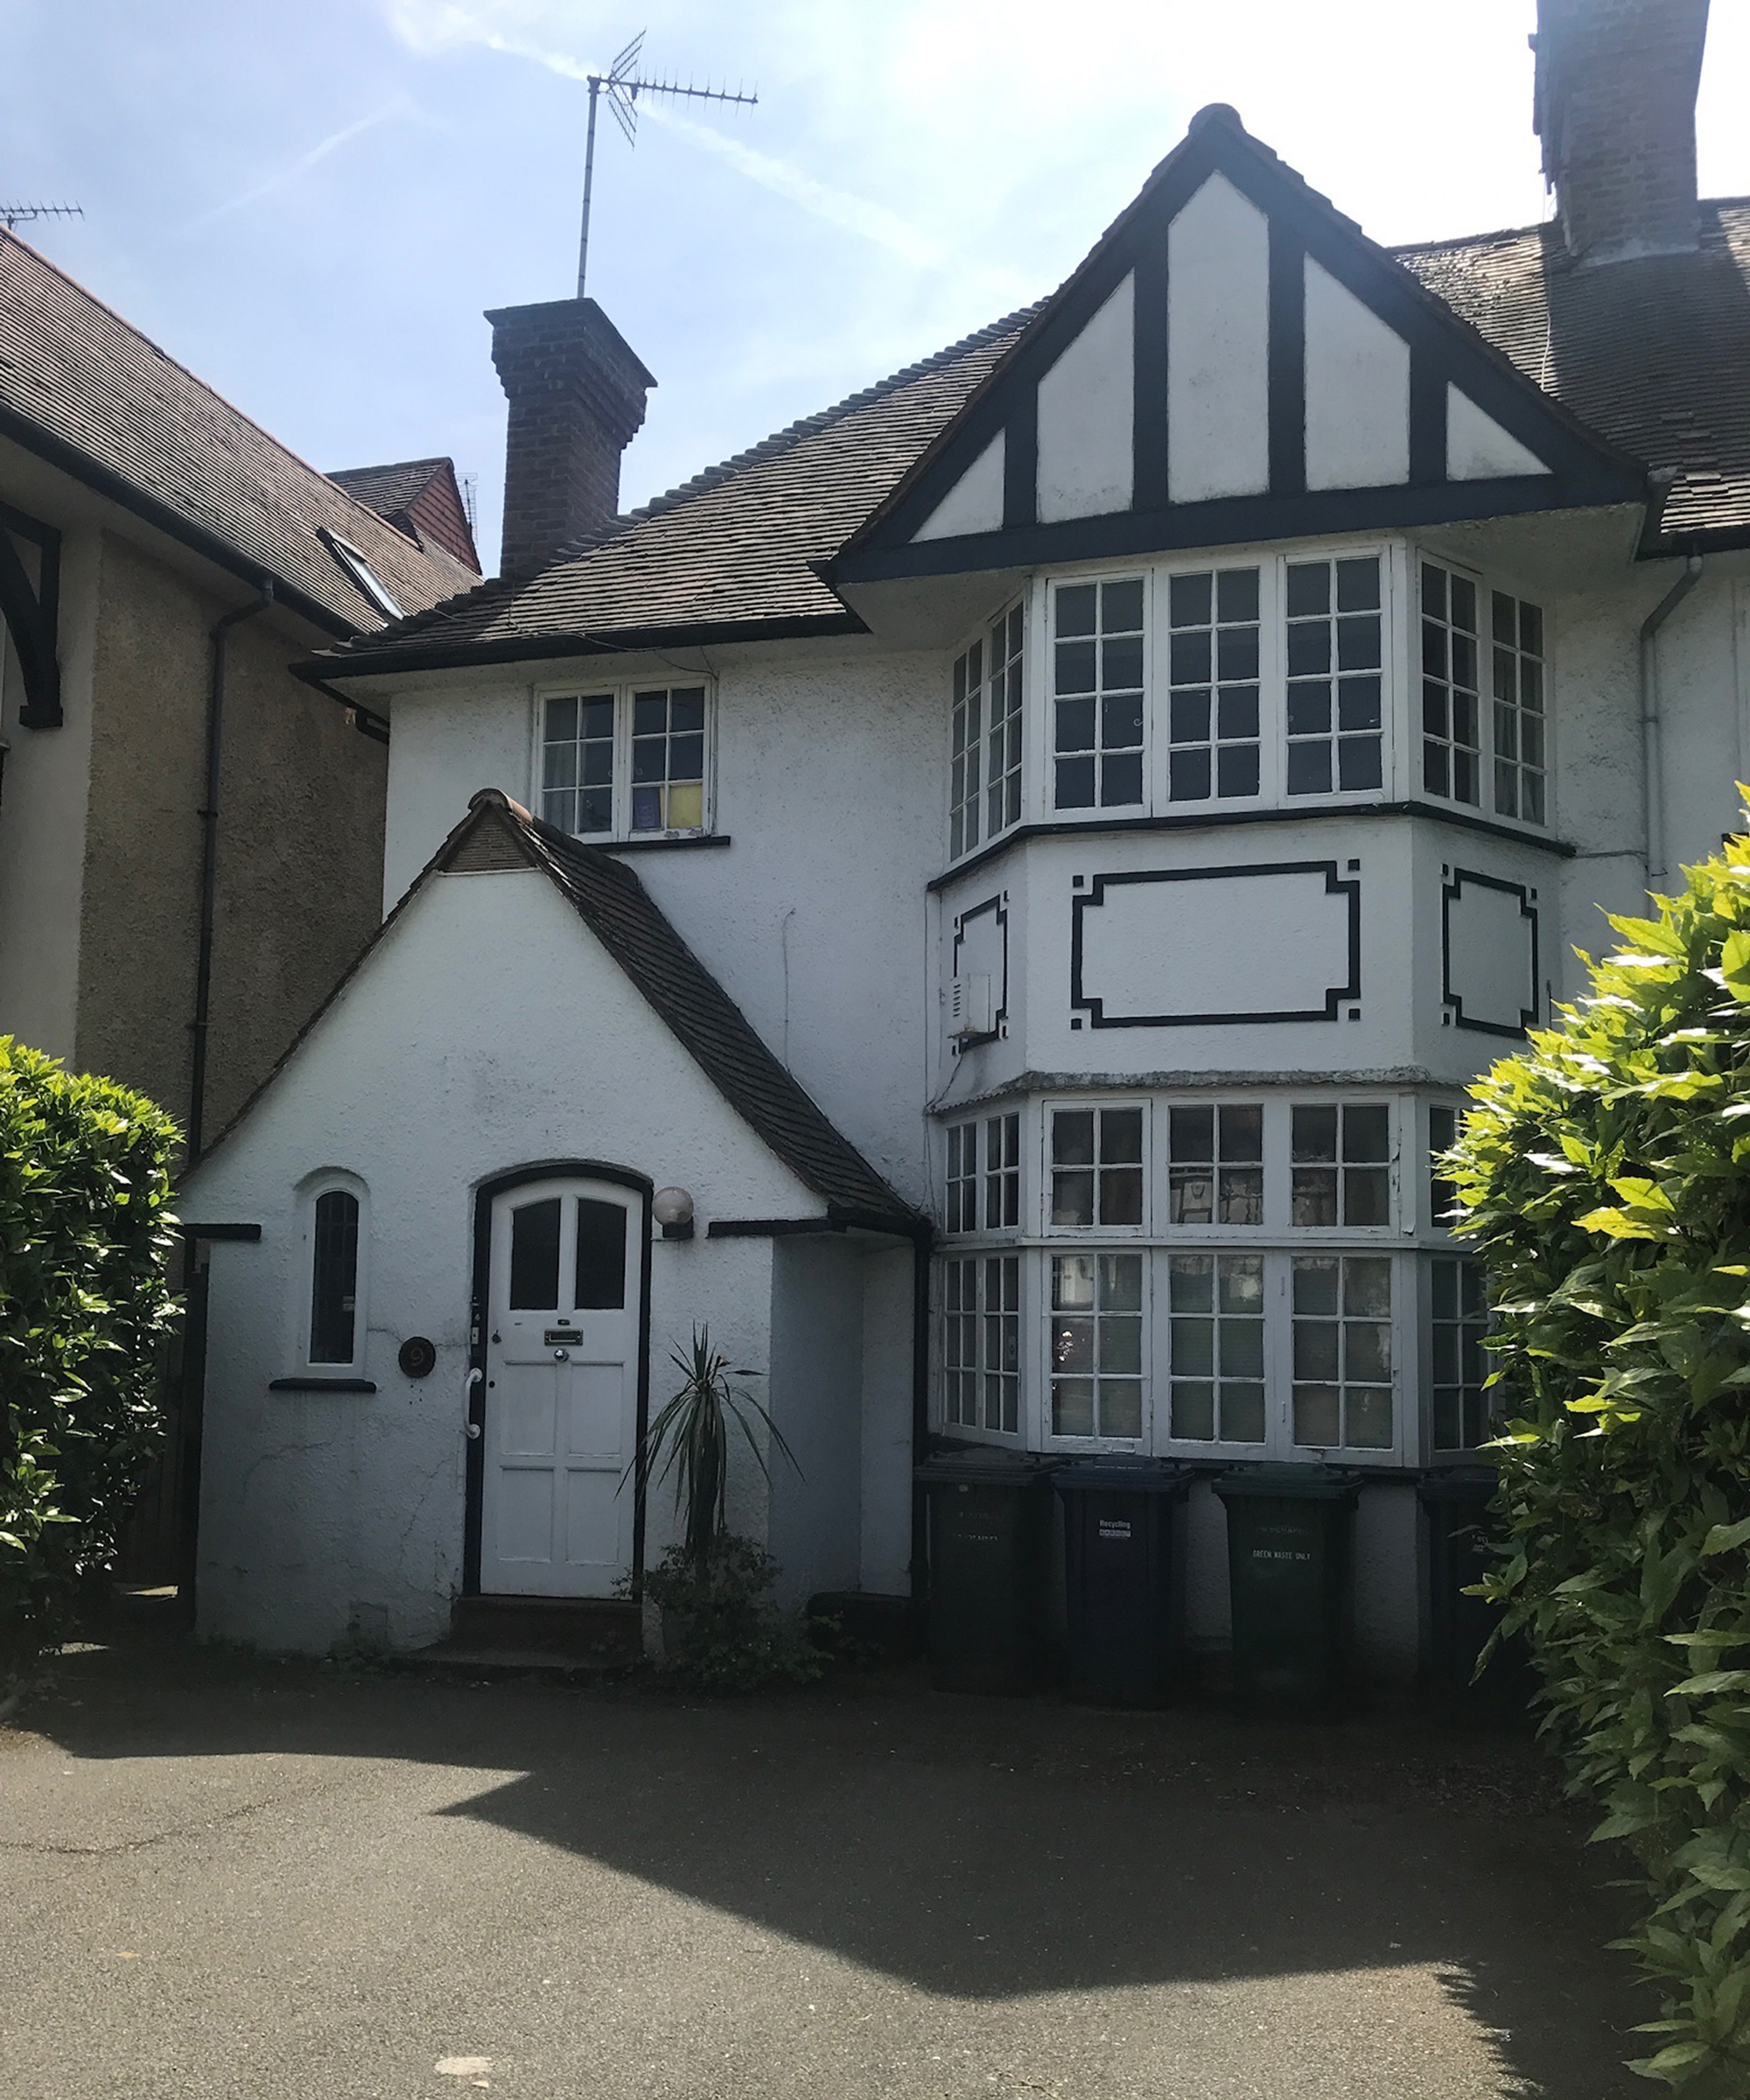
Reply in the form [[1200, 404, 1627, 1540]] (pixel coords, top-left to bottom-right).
[[300, 1180, 368, 1372], [949, 604, 1026, 861], [1166, 1251, 1266, 1444], [944, 1254, 1020, 1433], [540, 684, 709, 840], [1284, 555, 1383, 794], [1052, 578, 1146, 810], [945, 1111, 1021, 1235], [1427, 1103, 1460, 1230], [1419, 561, 1482, 804], [1166, 568, 1262, 802], [1048, 1105, 1144, 1228], [1050, 1251, 1144, 1439], [1490, 592, 1546, 823], [1166, 1103, 1264, 1226], [1290, 1103, 1390, 1227], [1429, 1255, 1493, 1452], [1291, 1253, 1394, 1449]]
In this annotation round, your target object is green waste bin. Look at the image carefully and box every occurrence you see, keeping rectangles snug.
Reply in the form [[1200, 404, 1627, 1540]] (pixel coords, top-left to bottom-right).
[[1054, 1459, 1191, 1706], [1215, 1463, 1361, 1710], [916, 1448, 1057, 1694], [1419, 1466, 1530, 1705]]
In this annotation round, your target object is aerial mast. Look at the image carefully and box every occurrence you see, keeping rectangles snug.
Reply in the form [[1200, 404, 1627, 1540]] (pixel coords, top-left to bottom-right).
[[0, 201, 83, 234], [576, 31, 757, 298]]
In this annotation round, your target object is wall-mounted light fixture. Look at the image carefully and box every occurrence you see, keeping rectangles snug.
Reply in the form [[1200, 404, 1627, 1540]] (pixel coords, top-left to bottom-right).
[[653, 1186, 696, 1241]]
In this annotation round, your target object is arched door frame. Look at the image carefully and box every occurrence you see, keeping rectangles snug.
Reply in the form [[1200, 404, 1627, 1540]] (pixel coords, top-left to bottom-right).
[[465, 1160, 654, 1597]]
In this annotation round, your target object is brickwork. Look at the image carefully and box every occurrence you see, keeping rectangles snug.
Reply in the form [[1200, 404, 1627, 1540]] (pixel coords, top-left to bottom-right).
[[1535, 0, 1709, 264], [487, 298, 654, 576]]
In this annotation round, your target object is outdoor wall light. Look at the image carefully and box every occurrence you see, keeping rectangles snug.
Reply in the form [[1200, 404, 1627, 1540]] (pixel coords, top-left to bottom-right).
[[653, 1186, 696, 1240]]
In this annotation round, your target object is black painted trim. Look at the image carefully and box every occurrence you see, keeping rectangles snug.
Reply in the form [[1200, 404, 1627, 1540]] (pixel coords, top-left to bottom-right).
[[1069, 859, 1362, 1028], [1409, 351, 1446, 487], [1267, 220, 1306, 497], [0, 500, 62, 727], [465, 1161, 654, 1600], [300, 611, 865, 686], [949, 892, 1010, 1047], [1132, 237, 1169, 515], [930, 798, 1572, 892], [180, 1222, 263, 1242], [707, 1216, 844, 1239], [268, 1376, 378, 1393], [1441, 865, 1540, 1038], [1003, 392, 1037, 530]]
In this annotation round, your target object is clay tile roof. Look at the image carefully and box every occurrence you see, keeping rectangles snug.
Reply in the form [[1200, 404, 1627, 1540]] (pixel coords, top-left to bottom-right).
[[328, 456, 481, 573], [1395, 200, 1750, 547], [315, 304, 1041, 673], [0, 231, 481, 632]]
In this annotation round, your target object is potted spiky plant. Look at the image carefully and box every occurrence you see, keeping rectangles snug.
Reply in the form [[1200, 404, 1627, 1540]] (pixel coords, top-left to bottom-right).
[[625, 1326, 821, 1689]]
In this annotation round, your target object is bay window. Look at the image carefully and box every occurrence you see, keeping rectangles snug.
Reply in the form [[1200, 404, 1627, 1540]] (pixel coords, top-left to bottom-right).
[[1051, 578, 1146, 810], [1284, 555, 1384, 794], [949, 603, 1026, 860], [1429, 1255, 1493, 1452], [1166, 567, 1262, 801], [1050, 1250, 1144, 1438]]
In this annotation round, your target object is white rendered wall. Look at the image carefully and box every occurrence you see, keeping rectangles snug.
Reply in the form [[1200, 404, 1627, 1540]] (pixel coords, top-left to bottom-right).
[[766, 1234, 866, 1606], [0, 524, 101, 1060], [186, 864, 831, 1653], [858, 1242, 916, 1595], [382, 644, 945, 1209], [1036, 275, 1135, 522], [913, 433, 1004, 543], [1166, 174, 1270, 503], [1302, 261, 1410, 491]]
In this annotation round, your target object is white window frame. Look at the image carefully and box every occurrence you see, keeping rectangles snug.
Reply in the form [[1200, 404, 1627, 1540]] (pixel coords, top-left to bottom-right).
[[941, 1250, 1028, 1444], [291, 1171, 369, 1377], [942, 1109, 1024, 1237], [1042, 1098, 1151, 1237], [533, 681, 715, 844], [1046, 572, 1151, 818], [947, 598, 1027, 864], [1412, 548, 1553, 834], [1424, 1250, 1495, 1458]]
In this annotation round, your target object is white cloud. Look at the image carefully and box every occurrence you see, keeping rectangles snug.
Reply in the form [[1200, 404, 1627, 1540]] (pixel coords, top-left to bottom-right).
[[184, 97, 416, 231]]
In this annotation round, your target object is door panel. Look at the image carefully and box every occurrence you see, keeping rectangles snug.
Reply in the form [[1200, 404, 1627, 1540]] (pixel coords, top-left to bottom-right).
[[481, 1177, 642, 1597]]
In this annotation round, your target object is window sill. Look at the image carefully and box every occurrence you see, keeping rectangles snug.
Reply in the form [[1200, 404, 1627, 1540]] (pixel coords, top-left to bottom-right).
[[591, 833, 732, 855], [268, 1376, 378, 1393]]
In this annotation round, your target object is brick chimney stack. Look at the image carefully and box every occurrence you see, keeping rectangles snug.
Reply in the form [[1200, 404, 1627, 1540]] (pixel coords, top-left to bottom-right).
[[486, 298, 654, 577], [1534, 0, 1710, 266]]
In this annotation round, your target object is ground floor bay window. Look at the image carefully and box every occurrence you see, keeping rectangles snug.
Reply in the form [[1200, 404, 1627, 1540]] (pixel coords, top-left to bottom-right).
[[938, 1244, 1493, 1466]]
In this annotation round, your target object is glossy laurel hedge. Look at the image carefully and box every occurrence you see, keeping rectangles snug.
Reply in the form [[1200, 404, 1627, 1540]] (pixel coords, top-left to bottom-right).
[[1449, 835, 1750, 2090], [0, 1039, 180, 1678]]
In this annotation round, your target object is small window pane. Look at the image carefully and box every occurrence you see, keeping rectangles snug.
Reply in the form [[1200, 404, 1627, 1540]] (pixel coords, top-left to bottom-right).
[[573, 1198, 628, 1311], [508, 1197, 562, 1311], [309, 1190, 360, 1364]]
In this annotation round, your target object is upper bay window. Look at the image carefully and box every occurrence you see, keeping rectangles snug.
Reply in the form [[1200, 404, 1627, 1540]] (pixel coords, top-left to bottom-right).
[[945, 1111, 1021, 1235], [541, 684, 709, 841], [950, 604, 1026, 860], [1167, 568, 1262, 802], [1052, 578, 1145, 811], [1284, 556, 1383, 794], [1419, 562, 1547, 823]]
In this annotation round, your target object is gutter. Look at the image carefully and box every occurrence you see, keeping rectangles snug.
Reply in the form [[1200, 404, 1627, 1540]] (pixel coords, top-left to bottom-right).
[[1640, 555, 1704, 892], [188, 581, 274, 1157]]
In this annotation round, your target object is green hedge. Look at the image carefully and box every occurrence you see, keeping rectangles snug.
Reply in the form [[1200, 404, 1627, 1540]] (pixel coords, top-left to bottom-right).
[[1449, 835, 1750, 2090], [0, 1038, 180, 1677]]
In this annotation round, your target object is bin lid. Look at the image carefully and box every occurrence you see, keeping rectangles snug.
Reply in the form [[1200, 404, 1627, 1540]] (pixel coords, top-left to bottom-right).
[[1418, 1464, 1500, 1504], [1213, 1461, 1362, 1502], [914, 1447, 1060, 1488], [1053, 1457, 1190, 1496]]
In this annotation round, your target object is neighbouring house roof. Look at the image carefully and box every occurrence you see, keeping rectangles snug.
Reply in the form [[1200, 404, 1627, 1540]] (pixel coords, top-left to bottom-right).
[[327, 456, 480, 572], [201, 788, 920, 1233], [312, 167, 1750, 681], [0, 231, 481, 635], [1396, 200, 1750, 549]]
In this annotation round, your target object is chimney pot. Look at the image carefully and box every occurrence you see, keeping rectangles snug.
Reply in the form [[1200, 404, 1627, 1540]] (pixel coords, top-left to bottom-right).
[[1534, 0, 1709, 266], [486, 298, 655, 577]]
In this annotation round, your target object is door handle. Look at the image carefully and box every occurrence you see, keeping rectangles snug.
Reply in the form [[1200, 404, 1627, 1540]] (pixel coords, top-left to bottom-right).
[[465, 1366, 483, 1440], [465, 1422, 481, 1440]]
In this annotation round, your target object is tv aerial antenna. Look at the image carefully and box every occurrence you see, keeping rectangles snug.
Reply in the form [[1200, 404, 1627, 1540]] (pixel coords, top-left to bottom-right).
[[1, 201, 83, 233], [576, 31, 756, 297]]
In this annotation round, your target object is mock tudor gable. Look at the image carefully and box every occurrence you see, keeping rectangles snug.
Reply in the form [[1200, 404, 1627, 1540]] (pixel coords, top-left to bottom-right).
[[834, 106, 1648, 587]]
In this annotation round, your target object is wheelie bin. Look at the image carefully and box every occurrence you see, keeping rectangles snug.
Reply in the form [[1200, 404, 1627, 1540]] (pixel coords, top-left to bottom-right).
[[1054, 1458, 1191, 1705], [916, 1447, 1057, 1693], [1215, 1463, 1361, 1710]]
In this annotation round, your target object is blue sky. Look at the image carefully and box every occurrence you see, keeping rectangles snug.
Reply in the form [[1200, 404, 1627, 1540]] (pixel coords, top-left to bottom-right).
[[5, 0, 1747, 572]]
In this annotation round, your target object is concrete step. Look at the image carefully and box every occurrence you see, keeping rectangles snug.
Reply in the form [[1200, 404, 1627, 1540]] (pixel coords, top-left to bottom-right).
[[447, 1593, 642, 1664]]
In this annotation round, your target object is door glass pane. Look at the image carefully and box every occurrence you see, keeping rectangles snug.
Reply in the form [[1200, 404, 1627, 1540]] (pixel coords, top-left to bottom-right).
[[574, 1198, 629, 1310], [508, 1196, 562, 1310]]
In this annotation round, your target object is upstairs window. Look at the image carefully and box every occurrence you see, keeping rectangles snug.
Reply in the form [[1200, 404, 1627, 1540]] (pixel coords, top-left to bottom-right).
[[1291, 1103, 1391, 1226], [1420, 561, 1482, 805], [1052, 578, 1145, 810], [541, 686, 710, 841], [948, 605, 1026, 861], [1491, 592, 1546, 823], [1166, 568, 1262, 802], [1284, 556, 1382, 794], [319, 529, 402, 621], [944, 1111, 1021, 1235], [1166, 1103, 1264, 1226], [1049, 1105, 1144, 1228]]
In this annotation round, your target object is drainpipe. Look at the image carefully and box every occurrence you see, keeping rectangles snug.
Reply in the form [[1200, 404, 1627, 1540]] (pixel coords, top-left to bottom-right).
[[188, 581, 274, 1158], [1640, 555, 1704, 894]]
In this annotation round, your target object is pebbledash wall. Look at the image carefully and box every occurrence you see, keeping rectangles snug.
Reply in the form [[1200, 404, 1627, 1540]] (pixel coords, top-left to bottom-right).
[[187, 864, 913, 1652]]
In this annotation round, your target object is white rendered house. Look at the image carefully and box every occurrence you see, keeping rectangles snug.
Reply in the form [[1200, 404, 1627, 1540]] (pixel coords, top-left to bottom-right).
[[184, 4, 1750, 1673]]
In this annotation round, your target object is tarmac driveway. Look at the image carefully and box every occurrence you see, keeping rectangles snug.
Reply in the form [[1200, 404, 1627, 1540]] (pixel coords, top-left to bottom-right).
[[0, 1617, 1647, 2100]]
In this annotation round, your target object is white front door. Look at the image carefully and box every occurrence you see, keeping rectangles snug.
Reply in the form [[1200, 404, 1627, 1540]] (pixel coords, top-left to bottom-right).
[[481, 1177, 642, 1597]]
